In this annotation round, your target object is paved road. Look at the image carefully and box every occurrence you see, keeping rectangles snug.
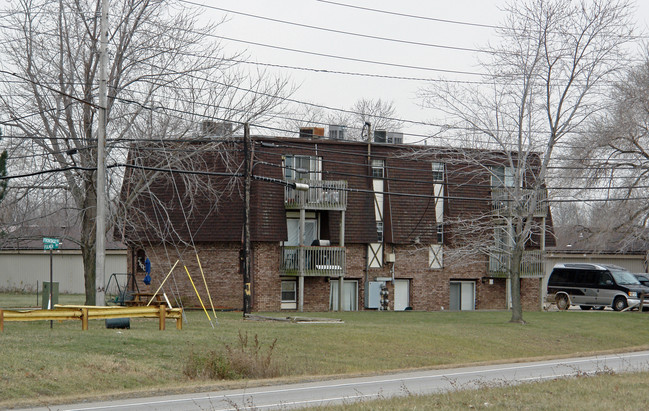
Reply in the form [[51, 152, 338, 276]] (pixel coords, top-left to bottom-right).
[[22, 351, 649, 411]]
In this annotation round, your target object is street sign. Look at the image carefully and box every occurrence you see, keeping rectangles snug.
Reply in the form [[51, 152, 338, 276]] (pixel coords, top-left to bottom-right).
[[43, 237, 60, 250]]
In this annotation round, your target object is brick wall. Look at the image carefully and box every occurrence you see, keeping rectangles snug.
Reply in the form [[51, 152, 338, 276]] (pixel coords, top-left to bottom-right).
[[128, 242, 243, 309], [128, 242, 542, 312]]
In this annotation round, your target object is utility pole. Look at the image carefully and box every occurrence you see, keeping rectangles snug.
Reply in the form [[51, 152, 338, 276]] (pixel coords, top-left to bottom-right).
[[95, 0, 108, 306], [242, 123, 252, 315]]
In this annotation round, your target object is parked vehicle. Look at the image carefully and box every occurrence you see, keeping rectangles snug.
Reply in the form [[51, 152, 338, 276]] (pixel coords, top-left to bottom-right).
[[547, 263, 649, 311], [634, 274, 649, 287]]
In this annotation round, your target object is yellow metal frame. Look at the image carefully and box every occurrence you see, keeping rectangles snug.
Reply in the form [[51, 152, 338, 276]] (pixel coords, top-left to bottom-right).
[[0, 304, 183, 331]]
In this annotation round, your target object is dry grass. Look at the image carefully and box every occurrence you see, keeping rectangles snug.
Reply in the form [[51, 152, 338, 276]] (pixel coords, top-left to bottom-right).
[[3, 293, 649, 408], [307, 371, 649, 410], [184, 331, 279, 380]]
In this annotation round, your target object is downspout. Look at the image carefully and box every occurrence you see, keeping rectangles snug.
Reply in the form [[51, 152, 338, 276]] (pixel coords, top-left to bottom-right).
[[363, 122, 372, 300]]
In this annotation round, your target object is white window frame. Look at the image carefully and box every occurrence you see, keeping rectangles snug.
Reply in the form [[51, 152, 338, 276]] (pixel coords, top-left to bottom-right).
[[281, 280, 297, 310], [432, 162, 445, 182], [284, 155, 322, 181], [371, 159, 385, 178]]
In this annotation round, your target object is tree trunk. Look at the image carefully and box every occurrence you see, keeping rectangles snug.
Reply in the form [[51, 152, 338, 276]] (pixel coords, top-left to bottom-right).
[[509, 246, 525, 324], [80, 176, 98, 306]]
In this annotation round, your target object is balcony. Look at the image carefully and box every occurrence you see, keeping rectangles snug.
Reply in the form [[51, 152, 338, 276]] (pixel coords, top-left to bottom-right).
[[488, 250, 544, 278], [491, 188, 548, 218], [285, 179, 347, 211], [280, 246, 346, 277]]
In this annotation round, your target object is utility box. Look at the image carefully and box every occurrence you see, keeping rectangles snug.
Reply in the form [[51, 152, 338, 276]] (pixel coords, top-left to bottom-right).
[[365, 281, 382, 309], [42, 282, 59, 309]]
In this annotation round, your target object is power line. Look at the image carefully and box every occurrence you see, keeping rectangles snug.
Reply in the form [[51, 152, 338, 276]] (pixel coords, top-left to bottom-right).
[[179, 0, 489, 54], [208, 34, 486, 76], [315, 0, 504, 30]]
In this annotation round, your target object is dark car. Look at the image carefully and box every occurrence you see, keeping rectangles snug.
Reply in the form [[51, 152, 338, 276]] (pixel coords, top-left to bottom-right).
[[547, 263, 649, 311]]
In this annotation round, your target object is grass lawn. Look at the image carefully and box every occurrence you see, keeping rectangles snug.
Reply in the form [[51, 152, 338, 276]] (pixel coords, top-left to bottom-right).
[[2, 292, 649, 408], [307, 371, 649, 410]]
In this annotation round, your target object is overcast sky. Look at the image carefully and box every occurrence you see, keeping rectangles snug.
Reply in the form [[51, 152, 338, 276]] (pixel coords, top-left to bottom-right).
[[195, 0, 649, 141]]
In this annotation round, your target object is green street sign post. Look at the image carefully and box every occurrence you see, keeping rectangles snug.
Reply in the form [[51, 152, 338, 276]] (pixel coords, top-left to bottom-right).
[[43, 237, 60, 250], [43, 237, 60, 329]]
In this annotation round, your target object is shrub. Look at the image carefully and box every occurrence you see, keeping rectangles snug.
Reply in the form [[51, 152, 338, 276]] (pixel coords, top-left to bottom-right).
[[225, 331, 279, 379], [184, 331, 279, 380]]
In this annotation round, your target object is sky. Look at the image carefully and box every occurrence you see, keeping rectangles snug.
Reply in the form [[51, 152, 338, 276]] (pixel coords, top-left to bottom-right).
[[196, 1, 648, 141]]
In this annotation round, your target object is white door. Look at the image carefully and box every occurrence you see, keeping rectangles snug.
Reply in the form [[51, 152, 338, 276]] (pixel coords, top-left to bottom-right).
[[330, 280, 358, 311], [393, 279, 410, 311]]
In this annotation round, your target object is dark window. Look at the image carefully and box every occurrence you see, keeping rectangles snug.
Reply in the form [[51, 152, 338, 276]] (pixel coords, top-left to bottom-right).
[[599, 272, 614, 286]]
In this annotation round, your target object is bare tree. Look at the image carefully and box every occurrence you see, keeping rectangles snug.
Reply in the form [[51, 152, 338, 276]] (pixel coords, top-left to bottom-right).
[[419, 0, 634, 323], [0, 0, 291, 304], [567, 47, 649, 234]]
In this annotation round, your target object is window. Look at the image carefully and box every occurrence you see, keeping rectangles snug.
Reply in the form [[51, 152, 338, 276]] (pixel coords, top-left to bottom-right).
[[491, 166, 515, 187], [376, 221, 384, 242], [450, 281, 475, 310], [285, 155, 321, 180], [432, 162, 445, 182], [281, 280, 297, 310], [285, 218, 317, 246], [330, 280, 358, 311], [372, 159, 385, 178], [490, 225, 513, 272], [494, 225, 513, 251]]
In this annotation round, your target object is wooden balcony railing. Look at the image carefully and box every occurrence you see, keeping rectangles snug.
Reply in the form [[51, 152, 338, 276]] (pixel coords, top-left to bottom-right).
[[280, 246, 346, 277], [488, 250, 544, 278], [491, 188, 547, 218], [285, 180, 347, 210]]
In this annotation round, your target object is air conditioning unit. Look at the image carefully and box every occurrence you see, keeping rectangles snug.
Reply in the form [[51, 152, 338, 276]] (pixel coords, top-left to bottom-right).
[[202, 121, 233, 137], [374, 130, 387, 143], [387, 132, 403, 144], [329, 125, 346, 140], [299, 127, 325, 139]]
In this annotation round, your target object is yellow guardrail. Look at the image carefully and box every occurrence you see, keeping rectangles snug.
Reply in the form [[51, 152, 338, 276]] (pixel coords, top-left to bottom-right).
[[0, 304, 183, 331]]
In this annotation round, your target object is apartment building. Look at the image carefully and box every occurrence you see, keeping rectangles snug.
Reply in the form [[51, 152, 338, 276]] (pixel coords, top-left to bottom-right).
[[118, 132, 553, 311]]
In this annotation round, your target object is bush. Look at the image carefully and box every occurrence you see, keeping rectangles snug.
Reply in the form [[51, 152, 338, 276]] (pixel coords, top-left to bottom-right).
[[184, 331, 279, 380]]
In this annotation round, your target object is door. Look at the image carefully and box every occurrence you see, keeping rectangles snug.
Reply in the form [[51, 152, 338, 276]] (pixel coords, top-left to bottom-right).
[[393, 279, 410, 311], [286, 219, 317, 246], [596, 271, 617, 306], [330, 280, 358, 311], [569, 270, 595, 305], [450, 281, 475, 311]]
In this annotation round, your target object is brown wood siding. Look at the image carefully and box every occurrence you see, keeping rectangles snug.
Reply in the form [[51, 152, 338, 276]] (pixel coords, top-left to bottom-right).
[[120, 138, 553, 251]]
